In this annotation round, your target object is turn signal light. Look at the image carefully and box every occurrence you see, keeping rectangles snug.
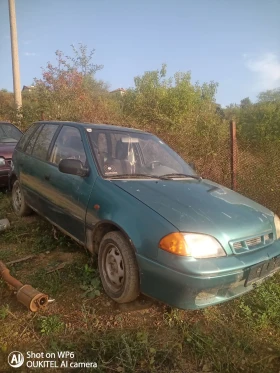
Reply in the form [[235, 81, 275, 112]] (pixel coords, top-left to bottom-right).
[[159, 232, 226, 258], [159, 233, 190, 256]]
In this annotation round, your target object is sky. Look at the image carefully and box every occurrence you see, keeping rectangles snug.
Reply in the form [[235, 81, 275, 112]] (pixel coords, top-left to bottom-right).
[[0, 0, 280, 107]]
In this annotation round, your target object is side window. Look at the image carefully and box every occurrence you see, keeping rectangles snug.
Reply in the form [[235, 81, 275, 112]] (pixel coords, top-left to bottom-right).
[[50, 126, 87, 166], [17, 123, 39, 152], [25, 125, 42, 155], [32, 124, 59, 161]]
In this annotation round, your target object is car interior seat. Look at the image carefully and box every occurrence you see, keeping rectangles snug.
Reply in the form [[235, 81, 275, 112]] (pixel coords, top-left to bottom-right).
[[115, 140, 136, 174]]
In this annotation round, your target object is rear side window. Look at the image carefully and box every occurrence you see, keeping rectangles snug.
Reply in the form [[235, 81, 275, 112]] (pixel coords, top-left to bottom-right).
[[16, 123, 39, 152], [25, 125, 42, 155], [32, 124, 59, 161]]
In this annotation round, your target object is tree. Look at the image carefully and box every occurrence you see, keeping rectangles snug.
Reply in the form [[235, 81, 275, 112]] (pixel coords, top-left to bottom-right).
[[257, 88, 280, 103], [66, 44, 103, 76], [8, 44, 118, 127], [240, 97, 252, 108], [215, 104, 225, 118], [34, 44, 104, 93], [237, 89, 280, 142], [122, 64, 220, 130]]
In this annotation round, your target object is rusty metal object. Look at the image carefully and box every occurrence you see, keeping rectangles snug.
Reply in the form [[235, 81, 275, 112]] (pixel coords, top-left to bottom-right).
[[17, 285, 49, 312], [0, 260, 49, 312]]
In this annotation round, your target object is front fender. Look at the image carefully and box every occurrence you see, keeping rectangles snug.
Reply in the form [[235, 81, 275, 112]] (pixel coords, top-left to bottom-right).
[[85, 177, 177, 259]]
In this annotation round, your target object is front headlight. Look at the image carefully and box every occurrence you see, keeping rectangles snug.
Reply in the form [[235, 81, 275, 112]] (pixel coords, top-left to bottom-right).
[[274, 214, 280, 240], [159, 232, 226, 258], [0, 157, 5, 166]]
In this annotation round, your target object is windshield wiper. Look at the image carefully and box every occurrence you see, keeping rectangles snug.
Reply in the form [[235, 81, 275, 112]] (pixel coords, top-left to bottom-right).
[[160, 173, 202, 180], [108, 173, 168, 180]]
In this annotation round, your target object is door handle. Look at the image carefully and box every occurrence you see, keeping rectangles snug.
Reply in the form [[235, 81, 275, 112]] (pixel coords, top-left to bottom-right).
[[44, 175, 50, 181]]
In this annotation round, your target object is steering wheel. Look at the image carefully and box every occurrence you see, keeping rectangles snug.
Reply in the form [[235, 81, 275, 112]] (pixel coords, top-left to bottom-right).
[[147, 160, 162, 170]]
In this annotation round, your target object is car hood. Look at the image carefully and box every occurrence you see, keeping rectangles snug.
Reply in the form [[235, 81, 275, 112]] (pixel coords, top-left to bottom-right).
[[0, 143, 17, 159], [112, 179, 274, 243]]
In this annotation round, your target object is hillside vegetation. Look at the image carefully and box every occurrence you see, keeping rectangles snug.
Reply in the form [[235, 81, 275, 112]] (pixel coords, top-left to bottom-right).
[[1, 44, 279, 214]]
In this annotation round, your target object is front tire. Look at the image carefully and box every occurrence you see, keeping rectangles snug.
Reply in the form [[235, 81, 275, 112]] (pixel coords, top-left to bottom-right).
[[98, 231, 140, 303], [12, 180, 32, 217]]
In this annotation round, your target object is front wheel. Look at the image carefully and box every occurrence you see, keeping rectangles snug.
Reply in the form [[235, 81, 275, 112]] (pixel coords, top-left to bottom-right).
[[98, 231, 140, 303], [12, 180, 32, 217]]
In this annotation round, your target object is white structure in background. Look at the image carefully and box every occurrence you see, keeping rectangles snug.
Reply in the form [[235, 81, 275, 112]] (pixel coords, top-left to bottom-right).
[[22, 85, 35, 92], [110, 88, 126, 96]]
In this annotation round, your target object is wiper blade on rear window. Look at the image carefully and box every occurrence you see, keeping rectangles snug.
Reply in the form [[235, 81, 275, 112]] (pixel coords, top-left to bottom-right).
[[160, 173, 202, 180], [108, 173, 168, 180]]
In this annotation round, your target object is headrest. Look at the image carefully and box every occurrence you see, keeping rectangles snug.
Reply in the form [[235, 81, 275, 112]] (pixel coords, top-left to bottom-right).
[[116, 140, 128, 160]]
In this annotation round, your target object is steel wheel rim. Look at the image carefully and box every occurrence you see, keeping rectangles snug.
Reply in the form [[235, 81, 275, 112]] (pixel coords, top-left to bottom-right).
[[103, 243, 124, 292], [13, 184, 22, 212]]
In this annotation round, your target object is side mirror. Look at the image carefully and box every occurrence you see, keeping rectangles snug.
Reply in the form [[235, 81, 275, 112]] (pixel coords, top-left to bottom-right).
[[189, 162, 196, 172], [58, 159, 89, 177]]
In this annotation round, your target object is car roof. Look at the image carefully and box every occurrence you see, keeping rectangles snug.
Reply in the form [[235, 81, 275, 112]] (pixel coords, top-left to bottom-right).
[[34, 121, 150, 135]]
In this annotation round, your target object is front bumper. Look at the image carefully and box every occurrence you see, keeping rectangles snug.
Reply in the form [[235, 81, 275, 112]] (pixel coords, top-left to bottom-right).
[[137, 240, 280, 310]]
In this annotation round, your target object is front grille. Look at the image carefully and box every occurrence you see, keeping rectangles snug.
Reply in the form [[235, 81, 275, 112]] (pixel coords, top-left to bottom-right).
[[233, 241, 243, 250], [246, 237, 262, 247], [230, 232, 274, 254]]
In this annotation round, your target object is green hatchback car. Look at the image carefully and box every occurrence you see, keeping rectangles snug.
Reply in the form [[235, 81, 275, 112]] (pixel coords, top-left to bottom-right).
[[10, 121, 280, 310]]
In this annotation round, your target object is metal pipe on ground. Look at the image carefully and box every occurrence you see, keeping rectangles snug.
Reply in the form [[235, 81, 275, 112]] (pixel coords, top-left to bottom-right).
[[0, 260, 49, 312]]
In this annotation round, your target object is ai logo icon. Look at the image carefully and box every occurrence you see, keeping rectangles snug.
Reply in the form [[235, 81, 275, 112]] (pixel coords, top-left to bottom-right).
[[8, 351, 24, 368]]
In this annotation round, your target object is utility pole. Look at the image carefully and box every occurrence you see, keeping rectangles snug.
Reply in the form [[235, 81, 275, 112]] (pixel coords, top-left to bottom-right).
[[8, 0, 22, 116]]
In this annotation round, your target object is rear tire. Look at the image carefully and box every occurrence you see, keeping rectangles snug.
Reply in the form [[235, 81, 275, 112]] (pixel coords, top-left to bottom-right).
[[12, 180, 32, 217], [98, 231, 140, 303]]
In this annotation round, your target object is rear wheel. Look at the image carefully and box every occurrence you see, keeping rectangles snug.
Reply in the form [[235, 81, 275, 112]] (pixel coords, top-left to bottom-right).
[[12, 180, 32, 217], [98, 231, 140, 303]]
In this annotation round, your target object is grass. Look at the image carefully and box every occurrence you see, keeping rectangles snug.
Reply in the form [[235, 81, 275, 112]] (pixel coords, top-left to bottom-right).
[[0, 192, 280, 372], [38, 315, 65, 336], [0, 304, 10, 320]]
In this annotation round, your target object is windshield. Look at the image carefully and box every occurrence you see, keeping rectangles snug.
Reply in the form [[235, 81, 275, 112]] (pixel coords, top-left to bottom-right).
[[87, 129, 196, 179], [0, 123, 22, 143]]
